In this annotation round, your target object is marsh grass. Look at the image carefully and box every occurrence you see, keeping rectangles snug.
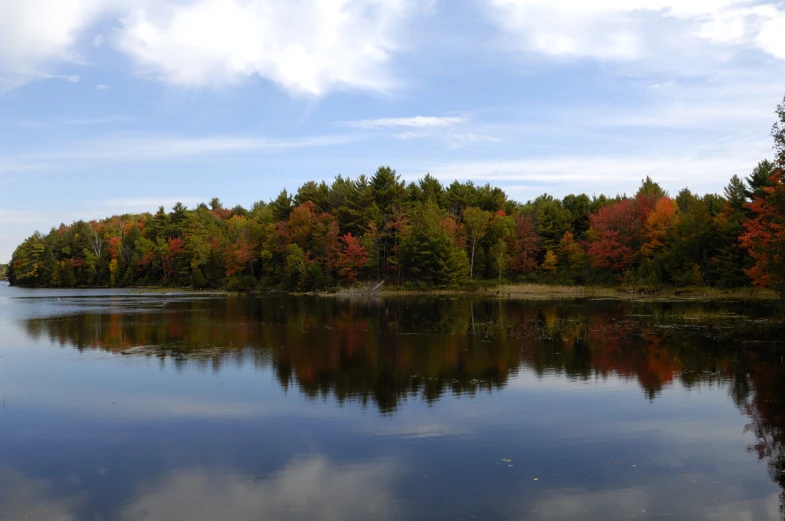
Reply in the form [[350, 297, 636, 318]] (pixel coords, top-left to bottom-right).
[[373, 283, 779, 301]]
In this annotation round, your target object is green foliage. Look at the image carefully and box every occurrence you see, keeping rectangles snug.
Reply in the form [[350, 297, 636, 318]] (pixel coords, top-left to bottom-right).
[[724, 175, 747, 210], [8, 93, 785, 301], [462, 205, 491, 278], [294, 181, 329, 212], [528, 195, 571, 252], [3, 168, 767, 292], [489, 240, 510, 280], [270, 189, 293, 222], [400, 203, 469, 286], [636, 176, 668, 199], [746, 160, 776, 200], [10, 233, 46, 286], [226, 275, 257, 292]]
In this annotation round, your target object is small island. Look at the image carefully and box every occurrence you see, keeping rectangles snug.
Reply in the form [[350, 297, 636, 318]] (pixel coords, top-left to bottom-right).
[[6, 100, 785, 298]]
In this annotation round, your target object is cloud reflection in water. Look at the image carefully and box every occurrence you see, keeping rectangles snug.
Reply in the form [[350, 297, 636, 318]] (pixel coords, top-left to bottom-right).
[[120, 457, 398, 521]]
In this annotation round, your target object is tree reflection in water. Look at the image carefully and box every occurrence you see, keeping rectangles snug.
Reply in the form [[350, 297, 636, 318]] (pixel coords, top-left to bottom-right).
[[21, 295, 785, 513]]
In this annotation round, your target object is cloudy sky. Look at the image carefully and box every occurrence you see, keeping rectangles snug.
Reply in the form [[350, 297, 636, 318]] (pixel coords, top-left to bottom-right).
[[1, 0, 785, 260]]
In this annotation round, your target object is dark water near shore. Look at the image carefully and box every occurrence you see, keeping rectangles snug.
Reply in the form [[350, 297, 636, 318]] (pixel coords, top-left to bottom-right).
[[1, 285, 784, 521]]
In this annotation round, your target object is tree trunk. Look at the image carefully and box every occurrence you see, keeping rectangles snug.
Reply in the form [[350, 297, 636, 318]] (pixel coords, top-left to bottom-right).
[[470, 240, 475, 278]]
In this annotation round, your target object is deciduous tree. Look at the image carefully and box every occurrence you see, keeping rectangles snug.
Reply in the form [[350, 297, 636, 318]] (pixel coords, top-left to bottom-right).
[[337, 234, 368, 283]]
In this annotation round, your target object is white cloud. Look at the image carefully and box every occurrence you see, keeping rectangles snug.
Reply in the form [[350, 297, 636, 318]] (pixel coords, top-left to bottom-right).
[[483, 0, 785, 65], [0, 0, 425, 95], [756, 9, 785, 59], [115, 0, 424, 95], [95, 83, 110, 90], [345, 116, 468, 129], [0, 0, 124, 88]]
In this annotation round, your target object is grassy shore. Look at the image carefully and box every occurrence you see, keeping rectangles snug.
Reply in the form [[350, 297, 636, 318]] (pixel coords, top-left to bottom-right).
[[16, 282, 778, 301], [332, 283, 780, 301]]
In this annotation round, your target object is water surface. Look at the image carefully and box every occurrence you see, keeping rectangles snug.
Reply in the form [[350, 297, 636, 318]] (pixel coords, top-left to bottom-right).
[[1, 285, 784, 520]]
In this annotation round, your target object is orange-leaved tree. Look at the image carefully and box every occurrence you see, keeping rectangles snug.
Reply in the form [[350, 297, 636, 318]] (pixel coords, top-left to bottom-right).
[[641, 197, 679, 258], [740, 97, 785, 296], [740, 170, 785, 294]]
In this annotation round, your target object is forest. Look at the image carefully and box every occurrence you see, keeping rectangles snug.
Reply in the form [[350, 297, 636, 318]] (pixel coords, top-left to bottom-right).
[[7, 98, 785, 296]]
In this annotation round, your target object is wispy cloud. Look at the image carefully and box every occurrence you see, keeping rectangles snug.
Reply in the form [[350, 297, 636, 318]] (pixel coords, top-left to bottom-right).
[[0, 133, 358, 172], [444, 132, 502, 149], [345, 115, 501, 149], [95, 84, 110, 90], [0, 209, 49, 225], [101, 197, 205, 212], [344, 116, 468, 129], [33, 72, 80, 83], [15, 115, 131, 127], [646, 80, 676, 89], [404, 147, 768, 201], [483, 0, 785, 70]]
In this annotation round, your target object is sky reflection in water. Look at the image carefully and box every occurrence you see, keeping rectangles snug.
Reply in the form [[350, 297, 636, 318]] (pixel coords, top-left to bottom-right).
[[0, 286, 783, 521]]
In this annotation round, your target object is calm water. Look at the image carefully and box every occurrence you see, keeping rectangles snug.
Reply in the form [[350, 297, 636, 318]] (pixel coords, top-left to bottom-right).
[[1, 284, 784, 521]]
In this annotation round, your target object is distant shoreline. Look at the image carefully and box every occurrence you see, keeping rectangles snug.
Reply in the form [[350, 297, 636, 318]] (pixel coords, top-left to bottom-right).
[[13, 283, 773, 301], [324, 283, 779, 301], [4, 282, 779, 301]]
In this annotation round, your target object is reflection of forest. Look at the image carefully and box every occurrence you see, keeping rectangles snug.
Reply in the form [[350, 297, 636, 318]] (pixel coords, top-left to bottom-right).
[[22, 297, 780, 405], [742, 346, 785, 517], [21, 296, 785, 511]]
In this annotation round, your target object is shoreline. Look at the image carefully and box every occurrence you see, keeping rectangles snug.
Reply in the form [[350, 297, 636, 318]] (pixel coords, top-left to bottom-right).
[[323, 283, 780, 301], [4, 282, 779, 301]]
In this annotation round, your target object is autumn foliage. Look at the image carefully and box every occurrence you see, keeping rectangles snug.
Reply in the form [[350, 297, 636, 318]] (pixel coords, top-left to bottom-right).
[[8, 93, 785, 297], [740, 170, 785, 294], [337, 234, 368, 282], [587, 198, 641, 273]]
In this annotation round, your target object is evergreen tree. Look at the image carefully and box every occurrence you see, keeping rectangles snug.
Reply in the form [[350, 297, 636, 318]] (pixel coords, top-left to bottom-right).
[[746, 160, 776, 200], [270, 189, 294, 222], [400, 203, 469, 285]]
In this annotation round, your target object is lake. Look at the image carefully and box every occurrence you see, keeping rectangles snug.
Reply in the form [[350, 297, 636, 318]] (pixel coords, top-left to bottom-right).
[[0, 284, 784, 521]]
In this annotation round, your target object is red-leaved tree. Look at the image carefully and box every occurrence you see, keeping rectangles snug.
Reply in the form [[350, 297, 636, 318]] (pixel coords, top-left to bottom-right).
[[508, 214, 541, 276], [587, 199, 642, 274], [740, 170, 785, 295], [337, 233, 368, 283]]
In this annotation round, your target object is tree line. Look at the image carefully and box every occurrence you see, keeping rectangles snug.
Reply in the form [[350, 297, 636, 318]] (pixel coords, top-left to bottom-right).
[[8, 99, 785, 295]]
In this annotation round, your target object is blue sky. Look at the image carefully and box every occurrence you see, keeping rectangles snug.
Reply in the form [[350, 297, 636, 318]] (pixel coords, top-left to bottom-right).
[[2, 0, 785, 261]]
